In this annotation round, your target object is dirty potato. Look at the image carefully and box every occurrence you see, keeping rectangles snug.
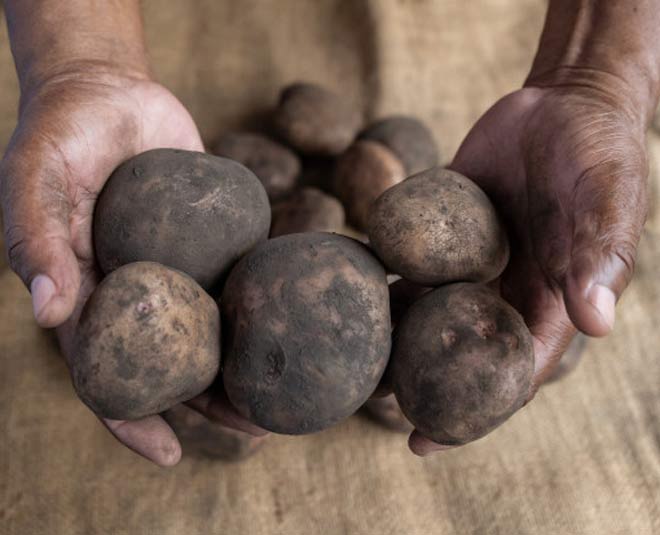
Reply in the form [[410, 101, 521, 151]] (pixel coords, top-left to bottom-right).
[[71, 262, 220, 420], [391, 283, 534, 445], [221, 232, 391, 434], [270, 187, 345, 237], [368, 168, 509, 286], [94, 149, 271, 290]]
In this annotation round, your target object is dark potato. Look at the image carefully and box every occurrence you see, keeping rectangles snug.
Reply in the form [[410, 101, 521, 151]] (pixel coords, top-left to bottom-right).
[[359, 115, 439, 175], [270, 187, 345, 237], [368, 168, 509, 286], [222, 232, 391, 434], [163, 404, 266, 462], [334, 140, 405, 231], [274, 82, 362, 156], [72, 262, 220, 421], [212, 132, 300, 202], [94, 148, 271, 290], [391, 283, 534, 445]]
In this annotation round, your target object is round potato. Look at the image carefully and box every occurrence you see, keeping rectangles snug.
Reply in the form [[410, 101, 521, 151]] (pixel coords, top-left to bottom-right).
[[270, 187, 345, 237], [164, 404, 266, 462], [274, 82, 361, 155], [222, 232, 391, 434], [94, 148, 271, 290], [212, 132, 300, 202], [368, 168, 509, 286], [391, 283, 534, 445], [72, 262, 220, 421], [359, 115, 439, 174], [334, 140, 406, 231]]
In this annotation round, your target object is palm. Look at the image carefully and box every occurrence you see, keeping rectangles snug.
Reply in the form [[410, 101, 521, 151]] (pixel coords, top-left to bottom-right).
[[450, 87, 646, 384]]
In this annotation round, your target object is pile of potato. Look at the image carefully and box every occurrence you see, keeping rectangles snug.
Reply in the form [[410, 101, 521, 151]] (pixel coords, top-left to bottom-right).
[[73, 82, 534, 454]]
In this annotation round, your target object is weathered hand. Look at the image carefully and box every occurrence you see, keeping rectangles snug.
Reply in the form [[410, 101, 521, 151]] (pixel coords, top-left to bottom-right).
[[0, 67, 264, 466], [410, 79, 648, 455]]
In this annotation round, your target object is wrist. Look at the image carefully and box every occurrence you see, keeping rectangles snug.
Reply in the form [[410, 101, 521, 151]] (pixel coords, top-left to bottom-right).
[[524, 66, 656, 131]]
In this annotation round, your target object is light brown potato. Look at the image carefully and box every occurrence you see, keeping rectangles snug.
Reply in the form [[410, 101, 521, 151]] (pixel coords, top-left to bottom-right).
[[94, 149, 271, 291], [334, 140, 406, 231], [391, 283, 534, 445], [368, 167, 509, 286], [212, 132, 300, 202], [221, 232, 391, 434], [163, 405, 266, 462], [270, 187, 345, 237], [358, 116, 439, 174], [72, 262, 220, 421], [274, 83, 362, 156]]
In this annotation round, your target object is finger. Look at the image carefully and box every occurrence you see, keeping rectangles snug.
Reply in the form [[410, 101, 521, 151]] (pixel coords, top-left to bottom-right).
[[185, 389, 269, 437], [408, 431, 456, 457], [103, 415, 182, 467], [0, 134, 80, 328], [562, 159, 647, 337]]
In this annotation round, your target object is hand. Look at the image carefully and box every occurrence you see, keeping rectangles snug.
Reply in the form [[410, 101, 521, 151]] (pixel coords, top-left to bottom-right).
[[0, 66, 265, 466], [410, 77, 648, 455]]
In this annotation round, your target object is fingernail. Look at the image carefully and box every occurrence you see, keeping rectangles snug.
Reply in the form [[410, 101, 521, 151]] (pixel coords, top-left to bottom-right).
[[587, 284, 616, 331], [31, 274, 56, 323]]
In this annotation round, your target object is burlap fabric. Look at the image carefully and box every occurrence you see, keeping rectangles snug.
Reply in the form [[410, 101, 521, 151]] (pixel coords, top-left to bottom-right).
[[1, 1, 659, 533]]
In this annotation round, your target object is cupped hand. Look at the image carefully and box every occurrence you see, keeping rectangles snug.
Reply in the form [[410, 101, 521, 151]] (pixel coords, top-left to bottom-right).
[[410, 77, 649, 455], [0, 66, 265, 466]]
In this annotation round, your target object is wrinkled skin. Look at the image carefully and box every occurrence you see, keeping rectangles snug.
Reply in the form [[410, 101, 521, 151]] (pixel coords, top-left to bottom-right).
[[0, 69, 265, 466], [410, 83, 648, 455]]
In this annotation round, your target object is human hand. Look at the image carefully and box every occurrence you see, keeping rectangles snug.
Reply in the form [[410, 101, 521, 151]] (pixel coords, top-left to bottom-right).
[[0, 66, 265, 466], [410, 75, 648, 455]]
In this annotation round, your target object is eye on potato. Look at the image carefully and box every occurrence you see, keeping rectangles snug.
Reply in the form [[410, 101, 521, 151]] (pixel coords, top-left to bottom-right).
[[94, 148, 271, 290], [334, 140, 406, 231], [367, 167, 509, 286], [212, 132, 300, 202], [221, 232, 391, 434], [358, 115, 439, 175], [274, 82, 362, 156], [71, 262, 221, 421], [391, 283, 534, 445], [270, 187, 345, 237]]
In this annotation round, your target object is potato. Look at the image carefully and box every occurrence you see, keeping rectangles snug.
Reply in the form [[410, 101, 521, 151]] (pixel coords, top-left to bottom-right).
[[270, 187, 345, 237], [163, 405, 266, 462], [334, 140, 406, 231], [368, 168, 509, 286], [359, 116, 439, 175], [391, 283, 534, 445], [274, 83, 361, 155], [94, 149, 271, 290], [212, 132, 300, 202], [221, 232, 391, 434], [71, 262, 220, 420]]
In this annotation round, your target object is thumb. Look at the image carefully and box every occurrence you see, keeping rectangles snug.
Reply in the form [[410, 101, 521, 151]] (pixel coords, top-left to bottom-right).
[[562, 162, 647, 337], [0, 139, 80, 328]]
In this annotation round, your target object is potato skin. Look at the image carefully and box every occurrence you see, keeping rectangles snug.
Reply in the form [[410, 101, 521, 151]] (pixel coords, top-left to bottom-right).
[[221, 232, 391, 434], [368, 168, 509, 286], [391, 283, 534, 445], [94, 149, 271, 290], [212, 132, 300, 202], [334, 140, 405, 231], [270, 187, 345, 237], [163, 404, 266, 462], [72, 262, 220, 421], [359, 116, 439, 175], [274, 83, 362, 155]]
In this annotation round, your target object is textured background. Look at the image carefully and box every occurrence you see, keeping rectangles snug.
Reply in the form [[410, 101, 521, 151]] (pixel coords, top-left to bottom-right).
[[1, 1, 659, 534]]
